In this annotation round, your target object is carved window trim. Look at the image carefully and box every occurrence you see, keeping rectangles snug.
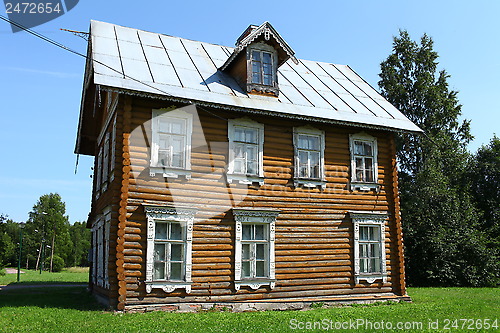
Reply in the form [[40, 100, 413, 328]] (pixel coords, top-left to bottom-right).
[[227, 117, 265, 186], [349, 132, 380, 192], [293, 126, 326, 189], [233, 208, 279, 291], [246, 42, 279, 95], [144, 205, 197, 294], [350, 211, 388, 284], [150, 107, 193, 179]]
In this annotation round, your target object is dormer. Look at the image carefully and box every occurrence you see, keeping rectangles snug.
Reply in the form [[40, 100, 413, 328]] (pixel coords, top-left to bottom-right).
[[220, 22, 298, 97]]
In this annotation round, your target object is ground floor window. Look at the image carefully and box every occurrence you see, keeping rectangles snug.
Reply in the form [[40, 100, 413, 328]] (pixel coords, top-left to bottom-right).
[[350, 211, 388, 284], [144, 205, 196, 293], [233, 208, 279, 291]]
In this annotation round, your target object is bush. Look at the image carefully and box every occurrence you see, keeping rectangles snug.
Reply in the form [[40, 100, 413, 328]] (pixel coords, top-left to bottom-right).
[[44, 255, 65, 272]]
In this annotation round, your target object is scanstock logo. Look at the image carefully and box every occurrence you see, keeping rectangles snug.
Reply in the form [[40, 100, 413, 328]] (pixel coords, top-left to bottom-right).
[[4, 0, 79, 32]]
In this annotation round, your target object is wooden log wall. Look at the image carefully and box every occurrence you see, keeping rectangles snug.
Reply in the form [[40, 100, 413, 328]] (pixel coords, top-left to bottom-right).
[[93, 95, 407, 307]]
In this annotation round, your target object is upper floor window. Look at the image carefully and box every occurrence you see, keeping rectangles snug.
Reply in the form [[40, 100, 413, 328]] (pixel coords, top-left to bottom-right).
[[246, 43, 278, 95], [251, 50, 273, 86], [150, 108, 193, 178], [349, 133, 379, 191], [228, 118, 264, 185], [293, 126, 326, 189]]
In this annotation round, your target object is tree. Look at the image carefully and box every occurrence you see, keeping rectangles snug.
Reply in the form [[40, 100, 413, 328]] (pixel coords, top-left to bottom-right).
[[28, 193, 73, 271], [469, 136, 500, 245], [69, 222, 91, 267], [379, 30, 499, 286]]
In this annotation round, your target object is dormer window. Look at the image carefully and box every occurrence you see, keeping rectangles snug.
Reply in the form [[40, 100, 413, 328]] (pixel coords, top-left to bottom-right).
[[247, 43, 278, 95], [251, 50, 274, 86]]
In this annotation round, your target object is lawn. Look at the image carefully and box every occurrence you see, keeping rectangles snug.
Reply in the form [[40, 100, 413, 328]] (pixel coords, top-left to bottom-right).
[[0, 267, 89, 285], [0, 285, 498, 332]]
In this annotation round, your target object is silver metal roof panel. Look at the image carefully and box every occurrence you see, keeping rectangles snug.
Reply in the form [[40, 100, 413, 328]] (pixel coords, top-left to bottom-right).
[[88, 20, 422, 133]]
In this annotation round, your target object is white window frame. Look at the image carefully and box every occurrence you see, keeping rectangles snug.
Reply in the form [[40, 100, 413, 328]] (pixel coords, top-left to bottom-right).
[[91, 214, 104, 287], [101, 132, 110, 192], [233, 208, 279, 291], [144, 205, 196, 294], [293, 126, 326, 189], [350, 211, 388, 284], [109, 113, 117, 182], [227, 117, 265, 185], [150, 107, 193, 179], [103, 206, 111, 289], [95, 147, 103, 199], [349, 132, 380, 191]]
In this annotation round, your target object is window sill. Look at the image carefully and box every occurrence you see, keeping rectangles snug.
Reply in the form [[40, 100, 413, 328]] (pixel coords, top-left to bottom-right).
[[145, 281, 192, 294], [227, 173, 264, 186], [355, 274, 387, 284], [294, 178, 326, 189], [350, 182, 380, 192], [235, 279, 276, 291], [150, 166, 191, 179]]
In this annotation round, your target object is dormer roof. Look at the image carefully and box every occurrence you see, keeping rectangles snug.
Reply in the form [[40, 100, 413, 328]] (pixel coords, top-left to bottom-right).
[[220, 22, 298, 71]]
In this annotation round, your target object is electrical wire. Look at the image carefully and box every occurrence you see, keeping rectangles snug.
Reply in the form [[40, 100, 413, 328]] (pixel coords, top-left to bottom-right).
[[0, 14, 175, 98]]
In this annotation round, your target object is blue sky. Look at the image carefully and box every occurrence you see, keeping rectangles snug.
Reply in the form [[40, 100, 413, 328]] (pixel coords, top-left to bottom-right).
[[1, 1, 499, 223]]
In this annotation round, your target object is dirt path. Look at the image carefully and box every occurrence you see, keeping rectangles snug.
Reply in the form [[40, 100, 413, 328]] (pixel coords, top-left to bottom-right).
[[4, 268, 24, 274]]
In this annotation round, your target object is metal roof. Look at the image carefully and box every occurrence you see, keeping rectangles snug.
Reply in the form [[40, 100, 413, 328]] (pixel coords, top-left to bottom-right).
[[88, 20, 421, 133]]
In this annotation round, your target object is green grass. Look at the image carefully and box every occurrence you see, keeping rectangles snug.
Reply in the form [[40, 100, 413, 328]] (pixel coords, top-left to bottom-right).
[[0, 287, 498, 332], [0, 267, 89, 285]]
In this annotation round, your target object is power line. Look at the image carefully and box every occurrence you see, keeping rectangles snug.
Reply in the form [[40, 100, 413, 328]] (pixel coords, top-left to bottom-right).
[[0, 14, 174, 98]]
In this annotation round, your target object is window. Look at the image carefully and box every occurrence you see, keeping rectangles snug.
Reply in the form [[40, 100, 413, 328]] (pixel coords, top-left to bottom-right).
[[233, 208, 279, 291], [293, 126, 326, 188], [251, 50, 274, 86], [109, 114, 117, 182], [91, 210, 109, 288], [150, 108, 193, 178], [102, 132, 110, 191], [95, 146, 103, 199], [351, 212, 387, 284], [154, 222, 185, 281], [246, 43, 278, 95], [145, 205, 196, 293], [349, 133, 379, 191], [228, 118, 264, 185]]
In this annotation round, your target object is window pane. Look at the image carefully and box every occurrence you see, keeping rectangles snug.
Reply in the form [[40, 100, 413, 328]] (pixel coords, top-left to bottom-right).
[[242, 244, 251, 259], [170, 262, 182, 280], [364, 142, 373, 156], [234, 128, 244, 142], [354, 141, 364, 155], [373, 257, 381, 273], [154, 262, 165, 280], [298, 135, 308, 149], [360, 258, 367, 273], [262, 52, 271, 64], [171, 244, 183, 261], [158, 150, 169, 167], [256, 261, 265, 277], [170, 223, 183, 240], [245, 129, 257, 144], [233, 159, 244, 174], [263, 75, 273, 86], [155, 223, 168, 240], [170, 120, 185, 135], [252, 72, 261, 84], [255, 225, 265, 240], [246, 161, 257, 175], [252, 51, 261, 62], [159, 118, 170, 133], [234, 144, 245, 158], [360, 243, 368, 257], [310, 152, 320, 178], [365, 158, 374, 182], [371, 243, 380, 257], [256, 244, 265, 259], [309, 136, 319, 150], [242, 224, 252, 240], [159, 135, 170, 149], [154, 243, 166, 261], [242, 261, 251, 278], [263, 63, 272, 75], [171, 153, 183, 168], [246, 145, 257, 161]]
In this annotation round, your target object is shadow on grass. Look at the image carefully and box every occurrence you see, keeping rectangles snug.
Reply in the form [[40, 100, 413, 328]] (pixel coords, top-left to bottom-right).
[[0, 286, 107, 311]]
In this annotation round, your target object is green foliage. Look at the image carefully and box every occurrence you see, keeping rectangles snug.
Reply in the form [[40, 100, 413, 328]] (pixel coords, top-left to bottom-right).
[[69, 222, 91, 267], [379, 31, 500, 287], [44, 255, 65, 272]]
